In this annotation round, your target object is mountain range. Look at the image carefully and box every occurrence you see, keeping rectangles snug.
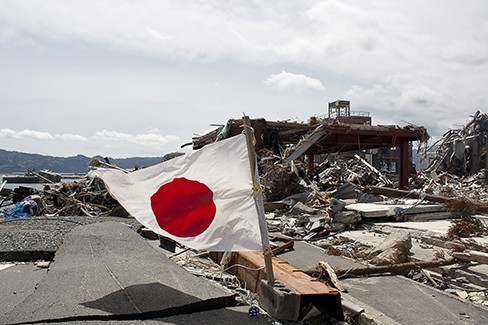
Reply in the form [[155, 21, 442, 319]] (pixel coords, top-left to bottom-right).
[[0, 149, 171, 174]]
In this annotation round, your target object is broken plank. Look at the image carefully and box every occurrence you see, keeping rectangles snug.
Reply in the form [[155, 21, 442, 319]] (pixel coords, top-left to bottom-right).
[[300, 258, 457, 278], [452, 251, 488, 265]]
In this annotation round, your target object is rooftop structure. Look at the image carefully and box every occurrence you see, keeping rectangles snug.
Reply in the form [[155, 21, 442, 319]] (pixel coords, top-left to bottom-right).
[[328, 100, 371, 125]]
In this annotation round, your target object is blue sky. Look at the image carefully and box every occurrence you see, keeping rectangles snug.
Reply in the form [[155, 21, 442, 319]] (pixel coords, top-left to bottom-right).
[[1, 0, 487, 157]]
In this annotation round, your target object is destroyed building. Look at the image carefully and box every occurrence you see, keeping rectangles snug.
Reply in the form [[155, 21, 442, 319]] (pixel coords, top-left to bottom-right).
[[426, 110, 488, 176], [191, 102, 429, 189]]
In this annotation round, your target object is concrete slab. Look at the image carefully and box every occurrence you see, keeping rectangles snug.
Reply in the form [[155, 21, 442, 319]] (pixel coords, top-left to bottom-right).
[[0, 221, 235, 324], [27, 306, 272, 325], [374, 220, 452, 235], [151, 306, 272, 324], [0, 216, 142, 261], [279, 241, 362, 271], [339, 229, 451, 262], [344, 276, 486, 325], [346, 202, 445, 218], [373, 220, 488, 246], [279, 241, 488, 324], [340, 229, 387, 248], [0, 263, 47, 317]]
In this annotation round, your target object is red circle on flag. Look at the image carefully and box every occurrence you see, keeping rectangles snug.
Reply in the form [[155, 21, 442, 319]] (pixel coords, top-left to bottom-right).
[[150, 177, 216, 238]]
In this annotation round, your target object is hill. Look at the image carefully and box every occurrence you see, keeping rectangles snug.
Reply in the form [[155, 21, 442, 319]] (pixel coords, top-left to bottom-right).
[[0, 149, 166, 174]]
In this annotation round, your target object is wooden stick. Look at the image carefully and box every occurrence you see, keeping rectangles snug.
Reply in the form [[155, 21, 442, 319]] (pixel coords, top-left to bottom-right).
[[452, 251, 488, 264], [44, 190, 111, 211], [369, 185, 448, 203], [271, 239, 294, 256], [242, 115, 275, 285], [369, 186, 488, 213], [299, 258, 457, 278]]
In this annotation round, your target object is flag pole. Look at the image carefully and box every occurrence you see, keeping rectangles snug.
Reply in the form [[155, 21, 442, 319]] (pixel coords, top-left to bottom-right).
[[242, 115, 275, 286]]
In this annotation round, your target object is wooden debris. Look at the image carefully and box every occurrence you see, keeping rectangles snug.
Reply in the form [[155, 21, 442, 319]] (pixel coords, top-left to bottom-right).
[[317, 261, 348, 292], [452, 251, 488, 264], [370, 186, 488, 214], [260, 163, 304, 202], [446, 217, 488, 238], [300, 258, 457, 278], [354, 154, 392, 185], [89, 157, 129, 173], [270, 236, 294, 255], [368, 231, 412, 266]]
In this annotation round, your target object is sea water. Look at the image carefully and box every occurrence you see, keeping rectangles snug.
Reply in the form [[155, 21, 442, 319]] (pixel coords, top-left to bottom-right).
[[1, 174, 84, 192]]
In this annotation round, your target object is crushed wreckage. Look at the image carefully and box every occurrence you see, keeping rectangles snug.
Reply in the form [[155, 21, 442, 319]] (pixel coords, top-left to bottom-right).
[[1, 111, 488, 322]]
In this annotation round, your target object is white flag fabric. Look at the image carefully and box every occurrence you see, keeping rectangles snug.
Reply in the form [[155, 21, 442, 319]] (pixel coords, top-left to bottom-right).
[[88, 134, 263, 251]]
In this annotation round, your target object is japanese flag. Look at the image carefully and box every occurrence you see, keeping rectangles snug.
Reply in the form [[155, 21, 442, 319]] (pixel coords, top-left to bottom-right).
[[88, 134, 264, 251]]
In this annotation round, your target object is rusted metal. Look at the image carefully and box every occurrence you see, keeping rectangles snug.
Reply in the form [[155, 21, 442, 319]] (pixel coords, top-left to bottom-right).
[[399, 139, 411, 189], [211, 251, 344, 321]]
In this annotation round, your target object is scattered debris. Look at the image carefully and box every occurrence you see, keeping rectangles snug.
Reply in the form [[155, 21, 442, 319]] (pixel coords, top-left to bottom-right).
[[2, 111, 488, 322], [334, 258, 457, 278], [260, 163, 305, 202], [0, 196, 39, 220], [446, 217, 488, 239], [315, 261, 348, 292], [426, 110, 488, 176], [452, 250, 488, 264], [368, 231, 412, 265]]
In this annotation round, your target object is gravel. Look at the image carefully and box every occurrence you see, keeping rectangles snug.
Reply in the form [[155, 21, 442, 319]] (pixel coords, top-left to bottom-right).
[[0, 216, 143, 257]]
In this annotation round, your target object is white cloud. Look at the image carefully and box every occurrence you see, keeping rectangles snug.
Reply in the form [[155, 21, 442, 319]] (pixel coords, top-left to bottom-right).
[[0, 127, 182, 157], [343, 81, 465, 142], [0, 128, 18, 138], [0, 1, 484, 68], [55, 133, 88, 141], [92, 129, 180, 148], [0, 128, 53, 140], [146, 128, 162, 134], [18, 129, 54, 140], [264, 70, 325, 92], [1, 0, 488, 144], [1, 1, 487, 81], [0, 25, 18, 43], [0, 128, 87, 141]]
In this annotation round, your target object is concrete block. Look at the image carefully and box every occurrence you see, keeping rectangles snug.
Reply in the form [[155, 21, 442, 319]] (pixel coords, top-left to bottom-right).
[[258, 280, 301, 322]]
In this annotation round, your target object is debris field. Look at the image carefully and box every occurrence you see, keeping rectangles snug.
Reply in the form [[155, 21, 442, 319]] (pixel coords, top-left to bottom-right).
[[1, 111, 488, 324]]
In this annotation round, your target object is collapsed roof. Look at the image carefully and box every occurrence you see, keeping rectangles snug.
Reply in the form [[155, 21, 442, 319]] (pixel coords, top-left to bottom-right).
[[191, 117, 429, 189]]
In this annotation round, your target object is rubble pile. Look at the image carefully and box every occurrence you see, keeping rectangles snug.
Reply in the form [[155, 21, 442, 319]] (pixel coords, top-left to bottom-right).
[[316, 155, 393, 192], [1, 177, 129, 219], [414, 170, 488, 203], [260, 163, 305, 202], [426, 110, 488, 176], [446, 217, 488, 239], [251, 115, 488, 312], [315, 236, 371, 260]]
